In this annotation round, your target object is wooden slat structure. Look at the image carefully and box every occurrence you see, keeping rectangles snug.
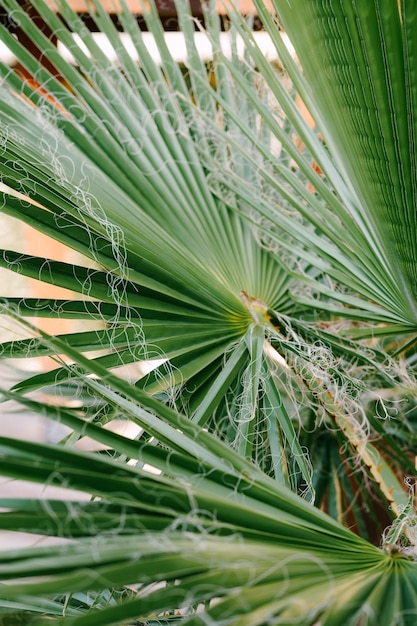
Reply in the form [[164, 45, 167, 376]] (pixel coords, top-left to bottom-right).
[[43, 0, 267, 14], [2, 1, 274, 33]]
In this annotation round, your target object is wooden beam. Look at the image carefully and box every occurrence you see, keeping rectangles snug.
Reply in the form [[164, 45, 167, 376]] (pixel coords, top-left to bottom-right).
[[43, 0, 273, 15]]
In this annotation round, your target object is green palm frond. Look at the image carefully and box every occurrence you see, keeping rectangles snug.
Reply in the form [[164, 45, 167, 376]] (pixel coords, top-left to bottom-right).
[[1, 0, 417, 622], [0, 0, 413, 513], [0, 396, 416, 626], [218, 0, 417, 331], [0, 0, 316, 489]]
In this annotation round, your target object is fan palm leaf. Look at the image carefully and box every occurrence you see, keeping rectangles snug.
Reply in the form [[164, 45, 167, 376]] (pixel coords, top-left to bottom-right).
[[219, 0, 417, 332], [0, 0, 417, 622], [0, 0, 413, 514], [0, 0, 319, 493], [0, 390, 416, 625]]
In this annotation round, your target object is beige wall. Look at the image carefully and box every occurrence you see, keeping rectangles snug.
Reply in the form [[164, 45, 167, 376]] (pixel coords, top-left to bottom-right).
[[45, 0, 273, 14]]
